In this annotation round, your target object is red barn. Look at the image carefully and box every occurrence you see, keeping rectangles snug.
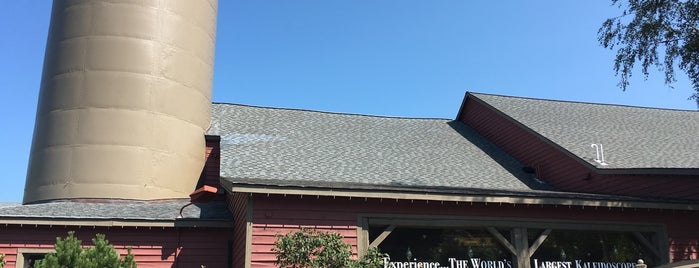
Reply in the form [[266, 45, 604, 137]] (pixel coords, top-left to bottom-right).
[[2, 92, 698, 268]]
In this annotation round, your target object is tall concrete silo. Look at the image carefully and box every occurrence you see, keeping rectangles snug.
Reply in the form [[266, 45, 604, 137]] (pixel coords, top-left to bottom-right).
[[24, 0, 218, 204]]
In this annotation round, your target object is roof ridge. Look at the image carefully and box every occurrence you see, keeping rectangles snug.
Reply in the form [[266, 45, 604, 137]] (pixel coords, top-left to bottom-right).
[[469, 92, 698, 113], [212, 101, 453, 120]]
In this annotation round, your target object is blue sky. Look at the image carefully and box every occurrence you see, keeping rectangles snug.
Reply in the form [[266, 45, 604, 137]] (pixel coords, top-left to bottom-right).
[[1, 1, 695, 202]]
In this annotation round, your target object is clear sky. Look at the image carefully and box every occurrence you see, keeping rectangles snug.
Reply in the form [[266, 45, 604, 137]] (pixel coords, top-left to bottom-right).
[[0, 1, 695, 202]]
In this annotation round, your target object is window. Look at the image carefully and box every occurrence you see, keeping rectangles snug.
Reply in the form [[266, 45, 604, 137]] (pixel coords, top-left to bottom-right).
[[358, 214, 666, 268], [16, 249, 54, 268], [371, 226, 512, 264], [529, 229, 658, 267]]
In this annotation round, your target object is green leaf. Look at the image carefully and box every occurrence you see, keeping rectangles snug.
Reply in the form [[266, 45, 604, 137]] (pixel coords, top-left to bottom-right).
[[33, 232, 137, 268]]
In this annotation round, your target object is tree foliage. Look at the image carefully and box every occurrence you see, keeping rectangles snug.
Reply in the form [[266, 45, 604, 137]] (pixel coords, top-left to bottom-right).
[[358, 247, 387, 268], [599, 0, 699, 105], [0, 253, 6, 268], [272, 228, 386, 268], [34, 231, 136, 268]]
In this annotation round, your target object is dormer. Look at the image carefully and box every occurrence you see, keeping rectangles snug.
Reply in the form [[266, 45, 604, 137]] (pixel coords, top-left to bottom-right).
[[457, 92, 699, 201]]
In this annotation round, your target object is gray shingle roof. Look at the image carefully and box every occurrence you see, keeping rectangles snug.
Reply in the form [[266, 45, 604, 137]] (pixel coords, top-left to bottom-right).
[[207, 103, 555, 195], [469, 93, 699, 170], [0, 199, 232, 221], [0, 202, 20, 208]]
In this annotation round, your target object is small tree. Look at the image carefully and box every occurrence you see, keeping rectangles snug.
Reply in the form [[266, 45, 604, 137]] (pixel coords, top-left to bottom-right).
[[272, 228, 385, 268], [34, 231, 136, 268]]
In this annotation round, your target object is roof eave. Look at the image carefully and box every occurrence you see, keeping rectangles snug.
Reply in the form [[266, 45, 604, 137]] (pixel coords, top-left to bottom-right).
[[594, 168, 699, 176], [0, 217, 233, 228], [220, 179, 699, 211]]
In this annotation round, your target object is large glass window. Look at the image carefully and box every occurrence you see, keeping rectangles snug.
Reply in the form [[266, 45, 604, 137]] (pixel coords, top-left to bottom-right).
[[363, 216, 664, 268], [529, 229, 657, 268], [371, 226, 512, 264]]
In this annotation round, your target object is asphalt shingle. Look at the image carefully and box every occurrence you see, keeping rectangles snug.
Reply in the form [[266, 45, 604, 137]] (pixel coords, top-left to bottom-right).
[[0, 199, 232, 221], [470, 93, 699, 170], [207, 103, 553, 194]]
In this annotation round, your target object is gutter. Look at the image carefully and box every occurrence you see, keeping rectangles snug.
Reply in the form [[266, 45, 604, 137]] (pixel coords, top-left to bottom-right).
[[221, 179, 699, 211], [0, 217, 233, 228]]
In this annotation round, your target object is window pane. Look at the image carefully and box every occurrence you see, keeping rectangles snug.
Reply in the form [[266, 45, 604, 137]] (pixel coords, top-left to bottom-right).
[[24, 253, 46, 268], [372, 226, 512, 264], [530, 230, 656, 267]]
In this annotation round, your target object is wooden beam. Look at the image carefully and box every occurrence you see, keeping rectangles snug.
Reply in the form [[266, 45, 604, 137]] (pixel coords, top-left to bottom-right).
[[227, 183, 699, 211], [528, 228, 552, 257], [633, 232, 661, 259], [362, 213, 662, 232], [487, 227, 517, 255], [369, 225, 396, 248]]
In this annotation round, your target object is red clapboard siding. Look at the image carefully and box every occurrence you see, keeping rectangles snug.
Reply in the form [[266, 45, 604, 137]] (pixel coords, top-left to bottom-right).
[[460, 96, 699, 200], [203, 135, 222, 188], [460, 96, 595, 187], [0, 225, 233, 268], [250, 195, 361, 267], [246, 194, 699, 267]]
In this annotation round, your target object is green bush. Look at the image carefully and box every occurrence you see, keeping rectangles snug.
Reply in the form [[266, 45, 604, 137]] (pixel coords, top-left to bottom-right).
[[0, 253, 6, 268], [34, 231, 136, 268], [272, 228, 385, 268], [358, 247, 386, 268]]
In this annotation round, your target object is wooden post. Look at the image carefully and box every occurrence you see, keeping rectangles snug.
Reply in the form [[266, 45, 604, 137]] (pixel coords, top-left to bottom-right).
[[356, 216, 370, 256], [511, 227, 530, 268]]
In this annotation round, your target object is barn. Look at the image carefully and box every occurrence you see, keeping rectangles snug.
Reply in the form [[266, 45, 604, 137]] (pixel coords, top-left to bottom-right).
[[1, 1, 697, 267], [210, 92, 699, 267], [5, 92, 698, 267]]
